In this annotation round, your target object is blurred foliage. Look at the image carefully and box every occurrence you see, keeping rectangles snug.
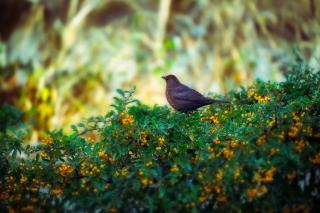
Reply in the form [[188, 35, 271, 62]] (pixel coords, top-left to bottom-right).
[[0, 61, 320, 211], [0, 0, 320, 141]]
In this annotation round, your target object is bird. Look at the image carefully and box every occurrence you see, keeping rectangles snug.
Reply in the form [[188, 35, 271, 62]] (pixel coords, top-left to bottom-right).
[[162, 75, 228, 112]]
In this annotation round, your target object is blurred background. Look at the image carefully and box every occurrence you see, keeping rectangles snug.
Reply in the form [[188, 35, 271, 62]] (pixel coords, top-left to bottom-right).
[[0, 0, 320, 142]]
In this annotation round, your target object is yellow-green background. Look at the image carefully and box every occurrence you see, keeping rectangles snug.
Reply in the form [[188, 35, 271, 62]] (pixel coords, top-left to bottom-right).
[[0, 0, 319, 142]]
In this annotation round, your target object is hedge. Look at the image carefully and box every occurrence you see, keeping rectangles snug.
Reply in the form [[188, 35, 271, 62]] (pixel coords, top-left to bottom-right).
[[0, 61, 320, 212]]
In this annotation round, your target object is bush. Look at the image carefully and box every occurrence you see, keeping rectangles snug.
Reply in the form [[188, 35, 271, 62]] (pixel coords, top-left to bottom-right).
[[0, 62, 320, 212]]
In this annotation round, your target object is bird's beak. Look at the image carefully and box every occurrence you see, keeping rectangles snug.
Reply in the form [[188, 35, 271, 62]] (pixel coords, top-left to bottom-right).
[[161, 76, 166, 80]]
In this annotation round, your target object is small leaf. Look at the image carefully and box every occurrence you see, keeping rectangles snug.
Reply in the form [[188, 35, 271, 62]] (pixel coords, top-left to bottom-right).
[[71, 125, 78, 133], [116, 89, 125, 97], [159, 186, 165, 198]]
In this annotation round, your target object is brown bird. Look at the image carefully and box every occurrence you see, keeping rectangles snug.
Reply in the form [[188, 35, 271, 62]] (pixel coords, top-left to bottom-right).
[[162, 75, 227, 112]]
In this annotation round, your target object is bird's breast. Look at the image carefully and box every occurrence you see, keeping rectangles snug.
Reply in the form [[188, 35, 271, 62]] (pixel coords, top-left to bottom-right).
[[165, 87, 179, 110]]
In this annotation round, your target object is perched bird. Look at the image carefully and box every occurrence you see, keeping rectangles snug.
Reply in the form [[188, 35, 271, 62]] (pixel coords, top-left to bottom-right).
[[162, 75, 227, 112]]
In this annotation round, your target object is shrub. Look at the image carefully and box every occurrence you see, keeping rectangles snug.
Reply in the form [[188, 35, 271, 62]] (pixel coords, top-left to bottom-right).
[[0, 62, 320, 212]]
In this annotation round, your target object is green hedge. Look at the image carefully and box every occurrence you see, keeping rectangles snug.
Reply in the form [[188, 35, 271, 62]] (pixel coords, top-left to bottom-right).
[[0, 62, 320, 212]]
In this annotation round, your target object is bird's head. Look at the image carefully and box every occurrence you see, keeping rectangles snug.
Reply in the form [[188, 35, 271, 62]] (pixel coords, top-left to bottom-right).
[[162, 75, 180, 85]]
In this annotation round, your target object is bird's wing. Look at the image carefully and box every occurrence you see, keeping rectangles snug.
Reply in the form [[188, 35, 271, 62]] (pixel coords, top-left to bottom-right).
[[172, 84, 212, 103]]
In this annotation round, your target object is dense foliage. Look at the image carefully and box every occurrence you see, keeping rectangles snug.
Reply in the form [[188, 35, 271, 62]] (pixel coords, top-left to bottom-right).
[[0, 62, 320, 212]]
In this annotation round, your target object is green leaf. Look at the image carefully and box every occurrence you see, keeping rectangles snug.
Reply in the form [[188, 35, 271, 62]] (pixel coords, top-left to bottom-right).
[[159, 186, 165, 198], [116, 89, 125, 97]]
